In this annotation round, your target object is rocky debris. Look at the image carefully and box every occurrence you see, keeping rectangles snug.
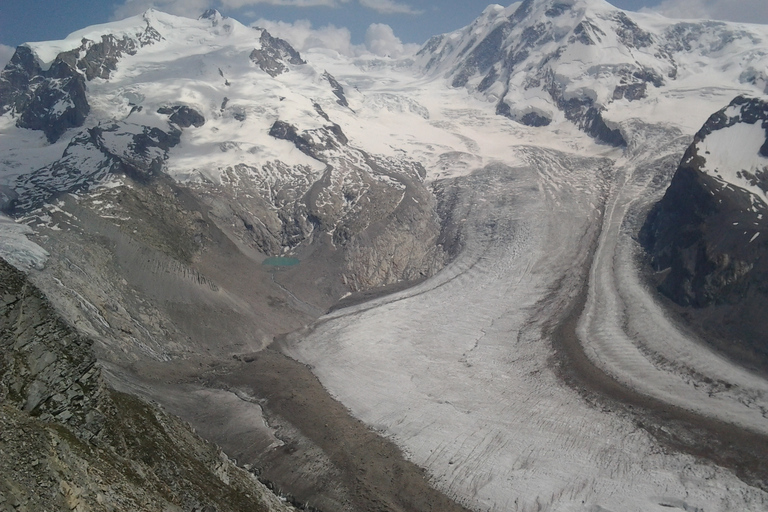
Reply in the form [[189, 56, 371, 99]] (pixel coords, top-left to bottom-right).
[[0, 258, 295, 512], [640, 96, 768, 370], [250, 31, 305, 78], [158, 105, 206, 128], [8, 121, 181, 213]]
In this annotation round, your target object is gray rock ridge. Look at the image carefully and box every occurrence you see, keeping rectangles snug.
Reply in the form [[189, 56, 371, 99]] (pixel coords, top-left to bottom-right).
[[323, 71, 349, 108], [158, 105, 206, 128], [0, 49, 89, 143], [0, 258, 296, 512], [640, 96, 768, 371]]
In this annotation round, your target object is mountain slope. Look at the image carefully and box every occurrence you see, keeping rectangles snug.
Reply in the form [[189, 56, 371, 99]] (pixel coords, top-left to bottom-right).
[[0, 9, 446, 297]]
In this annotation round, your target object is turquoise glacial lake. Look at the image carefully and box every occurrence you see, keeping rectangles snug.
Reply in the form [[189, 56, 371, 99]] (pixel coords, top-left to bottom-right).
[[262, 256, 300, 267]]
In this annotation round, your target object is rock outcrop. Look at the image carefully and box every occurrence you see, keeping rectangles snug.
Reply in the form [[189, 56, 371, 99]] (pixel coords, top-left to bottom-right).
[[0, 47, 89, 144], [158, 105, 206, 128], [8, 122, 181, 213]]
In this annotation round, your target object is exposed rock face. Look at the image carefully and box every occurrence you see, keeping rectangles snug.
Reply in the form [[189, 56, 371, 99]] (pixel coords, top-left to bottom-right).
[[0, 261, 106, 439], [268, 119, 348, 155], [0, 259, 295, 512], [250, 30, 306, 77], [545, 75, 627, 146], [262, 116, 445, 291], [640, 96, 768, 370], [0, 53, 90, 143], [56, 34, 141, 81]]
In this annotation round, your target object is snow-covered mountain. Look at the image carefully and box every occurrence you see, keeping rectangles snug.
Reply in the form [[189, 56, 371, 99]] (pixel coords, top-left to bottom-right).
[[1, 2, 768, 512], [417, 0, 768, 144], [0, 8, 445, 294]]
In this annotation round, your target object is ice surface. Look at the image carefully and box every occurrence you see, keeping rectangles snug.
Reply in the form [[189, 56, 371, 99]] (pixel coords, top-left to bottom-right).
[[0, 213, 48, 271], [284, 124, 768, 512]]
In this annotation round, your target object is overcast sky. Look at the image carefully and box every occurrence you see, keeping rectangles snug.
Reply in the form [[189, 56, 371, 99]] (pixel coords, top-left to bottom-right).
[[1, 0, 767, 64]]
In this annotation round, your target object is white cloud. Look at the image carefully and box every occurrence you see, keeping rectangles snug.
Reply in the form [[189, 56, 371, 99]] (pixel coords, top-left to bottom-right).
[[0, 45, 15, 68], [113, 0, 214, 20], [111, 0, 422, 23], [253, 18, 361, 56], [360, 0, 424, 14], [365, 23, 417, 57], [644, 0, 768, 24], [358, 0, 422, 15], [253, 19, 417, 58], [221, 0, 346, 8]]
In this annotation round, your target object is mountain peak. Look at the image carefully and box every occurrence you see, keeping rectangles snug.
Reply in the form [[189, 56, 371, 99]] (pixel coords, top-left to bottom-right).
[[199, 8, 224, 23]]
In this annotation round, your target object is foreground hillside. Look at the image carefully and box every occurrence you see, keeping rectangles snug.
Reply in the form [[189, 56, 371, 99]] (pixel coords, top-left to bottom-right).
[[0, 258, 295, 512]]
